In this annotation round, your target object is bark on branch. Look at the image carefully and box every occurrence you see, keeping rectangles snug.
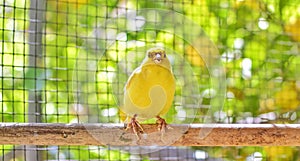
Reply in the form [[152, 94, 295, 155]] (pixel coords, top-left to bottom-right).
[[1, 123, 300, 146]]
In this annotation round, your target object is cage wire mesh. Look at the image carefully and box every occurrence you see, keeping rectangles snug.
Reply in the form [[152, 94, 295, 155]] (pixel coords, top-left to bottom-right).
[[1, 0, 300, 160]]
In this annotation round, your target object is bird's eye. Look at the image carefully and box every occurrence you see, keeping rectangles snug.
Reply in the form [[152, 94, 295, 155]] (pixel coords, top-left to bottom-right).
[[159, 52, 166, 58]]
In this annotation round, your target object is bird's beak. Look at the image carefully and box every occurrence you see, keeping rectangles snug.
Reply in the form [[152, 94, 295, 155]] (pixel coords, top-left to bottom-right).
[[154, 53, 162, 64]]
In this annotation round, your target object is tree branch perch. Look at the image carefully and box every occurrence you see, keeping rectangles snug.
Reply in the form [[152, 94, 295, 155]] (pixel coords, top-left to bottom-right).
[[1, 123, 300, 146]]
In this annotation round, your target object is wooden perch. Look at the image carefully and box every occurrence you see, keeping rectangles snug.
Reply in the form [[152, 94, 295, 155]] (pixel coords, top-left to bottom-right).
[[0, 123, 300, 146]]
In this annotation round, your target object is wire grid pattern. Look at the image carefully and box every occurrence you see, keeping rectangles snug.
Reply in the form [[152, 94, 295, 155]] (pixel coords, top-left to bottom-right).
[[1, 0, 300, 160]]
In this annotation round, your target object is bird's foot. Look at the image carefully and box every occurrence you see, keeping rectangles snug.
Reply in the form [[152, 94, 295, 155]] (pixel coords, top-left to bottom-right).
[[125, 114, 144, 140], [156, 116, 172, 141]]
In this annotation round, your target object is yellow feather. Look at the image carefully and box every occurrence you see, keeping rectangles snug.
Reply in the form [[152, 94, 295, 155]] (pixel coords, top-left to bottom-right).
[[120, 48, 176, 122]]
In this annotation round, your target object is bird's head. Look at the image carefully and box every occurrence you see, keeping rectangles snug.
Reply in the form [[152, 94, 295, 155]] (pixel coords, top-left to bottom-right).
[[147, 48, 166, 64]]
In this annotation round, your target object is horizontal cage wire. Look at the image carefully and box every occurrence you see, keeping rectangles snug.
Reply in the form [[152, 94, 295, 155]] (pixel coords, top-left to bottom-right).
[[1, 0, 300, 160]]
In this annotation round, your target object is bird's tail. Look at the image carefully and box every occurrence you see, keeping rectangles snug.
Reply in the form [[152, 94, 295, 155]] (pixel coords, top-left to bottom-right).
[[118, 107, 128, 122]]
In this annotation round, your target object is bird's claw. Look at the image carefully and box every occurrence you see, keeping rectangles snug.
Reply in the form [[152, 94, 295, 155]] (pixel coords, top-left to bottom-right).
[[156, 116, 172, 140], [126, 114, 144, 140]]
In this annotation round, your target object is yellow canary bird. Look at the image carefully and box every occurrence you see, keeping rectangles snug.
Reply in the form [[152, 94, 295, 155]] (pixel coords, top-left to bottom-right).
[[120, 47, 176, 139]]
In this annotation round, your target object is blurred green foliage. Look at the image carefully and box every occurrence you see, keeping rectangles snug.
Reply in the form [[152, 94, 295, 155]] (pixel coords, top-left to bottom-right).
[[1, 0, 300, 160]]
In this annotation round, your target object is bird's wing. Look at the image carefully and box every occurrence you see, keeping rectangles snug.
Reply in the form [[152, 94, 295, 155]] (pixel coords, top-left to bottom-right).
[[124, 65, 142, 91]]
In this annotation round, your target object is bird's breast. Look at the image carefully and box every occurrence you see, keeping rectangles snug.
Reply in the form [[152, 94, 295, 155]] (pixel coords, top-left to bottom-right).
[[123, 64, 175, 119]]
